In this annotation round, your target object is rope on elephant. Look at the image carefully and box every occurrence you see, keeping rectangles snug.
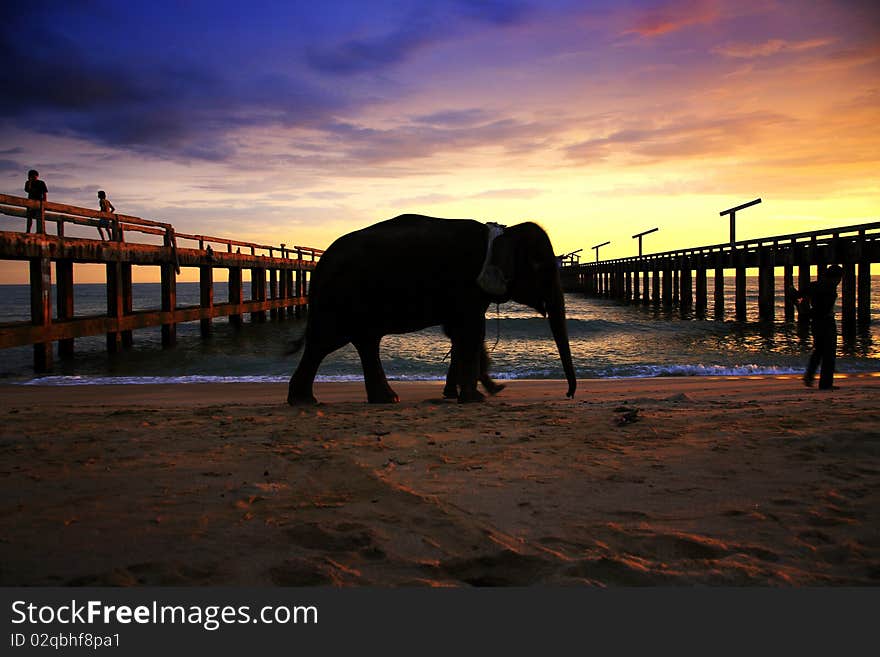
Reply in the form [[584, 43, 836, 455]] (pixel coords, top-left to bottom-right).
[[489, 303, 501, 352], [440, 304, 501, 362]]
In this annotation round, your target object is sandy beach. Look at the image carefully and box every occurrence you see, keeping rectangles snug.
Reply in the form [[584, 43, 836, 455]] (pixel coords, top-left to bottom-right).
[[1, 375, 879, 586]]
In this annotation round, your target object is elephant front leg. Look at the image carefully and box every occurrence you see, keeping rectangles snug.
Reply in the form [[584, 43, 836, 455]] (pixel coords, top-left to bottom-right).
[[443, 343, 460, 399], [451, 338, 484, 404], [479, 346, 506, 396], [353, 336, 399, 403]]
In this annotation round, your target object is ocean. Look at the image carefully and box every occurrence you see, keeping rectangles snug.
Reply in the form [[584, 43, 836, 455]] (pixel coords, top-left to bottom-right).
[[1, 277, 878, 385]]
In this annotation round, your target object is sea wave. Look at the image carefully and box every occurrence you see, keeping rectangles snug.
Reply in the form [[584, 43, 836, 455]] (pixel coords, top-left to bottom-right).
[[592, 364, 805, 379], [14, 364, 810, 386]]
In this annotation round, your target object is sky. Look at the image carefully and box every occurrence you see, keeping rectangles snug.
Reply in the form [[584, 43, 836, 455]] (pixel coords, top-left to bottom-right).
[[1, 0, 878, 282]]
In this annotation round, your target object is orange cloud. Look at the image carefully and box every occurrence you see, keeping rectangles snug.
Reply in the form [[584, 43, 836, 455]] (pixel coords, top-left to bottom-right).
[[626, 0, 719, 37], [714, 38, 834, 59]]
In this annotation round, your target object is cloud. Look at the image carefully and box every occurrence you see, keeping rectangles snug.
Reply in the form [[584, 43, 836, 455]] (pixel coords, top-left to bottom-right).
[[470, 187, 543, 199], [0, 10, 348, 162], [411, 109, 494, 127], [714, 38, 833, 59], [625, 0, 719, 38], [395, 187, 543, 206], [824, 43, 880, 67], [0, 159, 22, 174], [307, 0, 530, 74], [565, 112, 792, 164], [319, 114, 559, 165]]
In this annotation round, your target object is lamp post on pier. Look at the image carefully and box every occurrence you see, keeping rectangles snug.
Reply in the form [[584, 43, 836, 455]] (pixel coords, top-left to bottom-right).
[[720, 198, 761, 246], [592, 241, 610, 262], [632, 227, 658, 256]]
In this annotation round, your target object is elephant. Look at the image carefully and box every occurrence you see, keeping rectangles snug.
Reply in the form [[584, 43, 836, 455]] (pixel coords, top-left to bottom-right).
[[287, 214, 577, 404], [442, 339, 506, 399]]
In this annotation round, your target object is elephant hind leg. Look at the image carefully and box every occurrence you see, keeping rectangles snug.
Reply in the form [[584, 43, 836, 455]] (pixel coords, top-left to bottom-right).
[[288, 341, 323, 405], [353, 336, 399, 404], [288, 334, 348, 405]]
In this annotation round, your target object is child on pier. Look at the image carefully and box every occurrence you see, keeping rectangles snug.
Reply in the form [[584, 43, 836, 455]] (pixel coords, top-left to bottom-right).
[[790, 264, 843, 390], [97, 190, 115, 240]]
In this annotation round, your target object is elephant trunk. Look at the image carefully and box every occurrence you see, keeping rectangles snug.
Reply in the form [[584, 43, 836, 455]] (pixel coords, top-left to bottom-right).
[[547, 281, 577, 398]]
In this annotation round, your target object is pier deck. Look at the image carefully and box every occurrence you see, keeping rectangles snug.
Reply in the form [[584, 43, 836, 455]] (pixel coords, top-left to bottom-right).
[[0, 194, 322, 371], [560, 221, 879, 331]]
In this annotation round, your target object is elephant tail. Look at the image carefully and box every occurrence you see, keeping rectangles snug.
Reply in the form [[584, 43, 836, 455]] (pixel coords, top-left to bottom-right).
[[284, 335, 306, 356]]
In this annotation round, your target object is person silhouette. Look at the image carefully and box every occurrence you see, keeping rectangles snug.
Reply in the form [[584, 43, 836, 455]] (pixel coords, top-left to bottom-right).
[[97, 190, 115, 240], [24, 169, 47, 233], [791, 264, 843, 390]]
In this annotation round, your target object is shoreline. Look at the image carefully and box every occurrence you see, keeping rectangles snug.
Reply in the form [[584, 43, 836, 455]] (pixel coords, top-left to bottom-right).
[[2, 372, 879, 403], [2, 376, 879, 586]]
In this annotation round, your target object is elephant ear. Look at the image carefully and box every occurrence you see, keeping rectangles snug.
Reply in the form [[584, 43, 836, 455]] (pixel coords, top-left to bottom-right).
[[476, 223, 510, 296]]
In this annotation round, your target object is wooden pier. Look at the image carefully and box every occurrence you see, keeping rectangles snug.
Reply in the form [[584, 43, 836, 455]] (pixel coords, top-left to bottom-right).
[[0, 194, 322, 371], [560, 221, 879, 332]]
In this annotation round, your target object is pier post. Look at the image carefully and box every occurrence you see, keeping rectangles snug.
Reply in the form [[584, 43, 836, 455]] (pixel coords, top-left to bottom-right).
[[642, 268, 650, 305], [161, 261, 177, 347], [37, 199, 46, 234], [714, 266, 725, 319], [200, 264, 213, 337], [625, 269, 632, 302], [29, 254, 52, 371], [121, 264, 133, 348], [672, 268, 679, 304], [758, 261, 775, 321], [735, 266, 746, 321], [695, 266, 707, 315], [841, 262, 856, 337], [251, 267, 266, 322], [277, 267, 287, 321], [797, 264, 811, 325], [229, 267, 243, 327], [652, 269, 660, 305], [858, 261, 871, 326], [858, 230, 871, 326], [106, 262, 123, 353], [56, 259, 74, 358], [269, 269, 278, 320], [294, 251, 303, 318], [679, 264, 693, 311], [661, 267, 672, 307], [783, 264, 795, 321], [286, 269, 295, 318], [303, 270, 310, 312]]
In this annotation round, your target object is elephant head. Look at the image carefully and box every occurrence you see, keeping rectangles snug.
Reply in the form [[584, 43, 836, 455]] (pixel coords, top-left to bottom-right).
[[484, 222, 577, 399]]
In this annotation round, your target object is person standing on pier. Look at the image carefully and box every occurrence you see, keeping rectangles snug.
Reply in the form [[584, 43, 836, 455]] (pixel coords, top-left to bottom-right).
[[791, 264, 843, 390], [24, 169, 47, 233], [97, 190, 115, 240]]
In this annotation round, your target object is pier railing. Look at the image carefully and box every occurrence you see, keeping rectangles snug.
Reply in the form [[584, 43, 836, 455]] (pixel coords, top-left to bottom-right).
[[0, 194, 323, 371], [560, 221, 879, 331]]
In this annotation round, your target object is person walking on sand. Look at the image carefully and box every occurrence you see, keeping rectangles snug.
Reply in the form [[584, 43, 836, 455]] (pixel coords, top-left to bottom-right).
[[96, 190, 115, 240], [24, 169, 47, 233], [791, 264, 843, 390]]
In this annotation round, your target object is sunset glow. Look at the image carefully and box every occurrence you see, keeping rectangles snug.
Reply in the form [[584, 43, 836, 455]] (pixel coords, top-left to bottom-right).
[[1, 0, 878, 282]]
